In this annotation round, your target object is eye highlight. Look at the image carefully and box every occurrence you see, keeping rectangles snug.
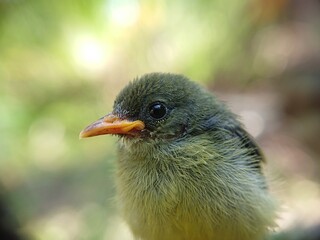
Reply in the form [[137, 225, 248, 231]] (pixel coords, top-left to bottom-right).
[[148, 102, 167, 120]]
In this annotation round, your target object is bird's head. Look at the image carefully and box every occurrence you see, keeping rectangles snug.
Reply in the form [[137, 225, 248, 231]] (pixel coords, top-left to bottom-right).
[[80, 73, 222, 144]]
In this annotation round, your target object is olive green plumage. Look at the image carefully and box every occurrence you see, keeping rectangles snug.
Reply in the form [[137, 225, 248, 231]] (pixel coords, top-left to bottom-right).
[[78, 72, 275, 240], [110, 73, 277, 240]]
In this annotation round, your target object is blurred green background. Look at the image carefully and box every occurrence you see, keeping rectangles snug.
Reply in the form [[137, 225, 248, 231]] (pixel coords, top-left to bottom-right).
[[1, 0, 320, 239]]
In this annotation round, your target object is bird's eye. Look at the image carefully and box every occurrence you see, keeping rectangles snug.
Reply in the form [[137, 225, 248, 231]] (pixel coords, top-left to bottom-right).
[[149, 102, 167, 120]]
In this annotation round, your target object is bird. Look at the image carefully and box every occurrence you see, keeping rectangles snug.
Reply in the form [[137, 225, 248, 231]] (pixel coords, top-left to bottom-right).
[[80, 72, 277, 240]]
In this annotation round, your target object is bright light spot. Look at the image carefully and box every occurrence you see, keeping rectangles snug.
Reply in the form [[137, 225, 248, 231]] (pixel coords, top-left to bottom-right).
[[71, 35, 108, 73], [291, 180, 320, 200], [284, 180, 320, 226], [104, 216, 133, 240], [240, 110, 265, 138], [35, 208, 83, 240], [106, 0, 140, 27]]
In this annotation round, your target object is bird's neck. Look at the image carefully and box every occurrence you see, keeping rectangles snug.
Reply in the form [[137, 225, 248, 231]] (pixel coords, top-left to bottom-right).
[[117, 136, 214, 169]]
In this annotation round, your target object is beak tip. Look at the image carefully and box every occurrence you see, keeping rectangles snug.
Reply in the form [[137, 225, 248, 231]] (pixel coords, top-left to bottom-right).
[[79, 130, 87, 139]]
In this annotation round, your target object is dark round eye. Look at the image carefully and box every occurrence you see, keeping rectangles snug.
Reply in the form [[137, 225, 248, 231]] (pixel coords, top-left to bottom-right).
[[149, 102, 167, 120]]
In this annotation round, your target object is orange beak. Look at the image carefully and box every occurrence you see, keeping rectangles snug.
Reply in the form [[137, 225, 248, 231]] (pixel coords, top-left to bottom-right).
[[79, 114, 145, 138]]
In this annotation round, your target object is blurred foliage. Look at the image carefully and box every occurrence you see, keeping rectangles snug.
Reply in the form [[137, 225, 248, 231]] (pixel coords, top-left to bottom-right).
[[1, 0, 320, 239]]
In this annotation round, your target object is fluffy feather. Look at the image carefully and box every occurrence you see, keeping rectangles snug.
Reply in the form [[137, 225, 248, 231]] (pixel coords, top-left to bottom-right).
[[112, 73, 277, 240]]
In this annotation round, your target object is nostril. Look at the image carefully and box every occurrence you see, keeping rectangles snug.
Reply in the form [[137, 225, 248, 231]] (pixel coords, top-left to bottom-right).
[[103, 114, 119, 123]]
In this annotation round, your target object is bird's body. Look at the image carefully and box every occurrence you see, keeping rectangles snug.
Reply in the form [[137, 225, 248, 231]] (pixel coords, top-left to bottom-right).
[[117, 135, 275, 240], [80, 73, 276, 240]]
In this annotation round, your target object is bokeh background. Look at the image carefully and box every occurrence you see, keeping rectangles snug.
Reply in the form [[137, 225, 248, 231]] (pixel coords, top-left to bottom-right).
[[1, 0, 320, 239]]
